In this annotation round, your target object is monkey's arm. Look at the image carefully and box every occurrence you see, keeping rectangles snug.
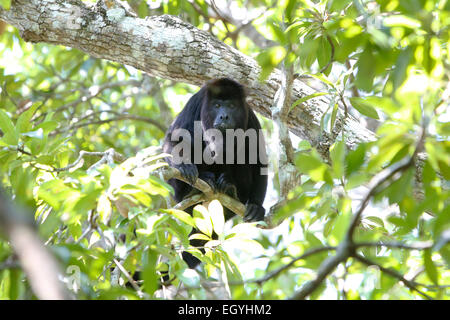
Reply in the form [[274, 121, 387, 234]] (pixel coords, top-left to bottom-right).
[[243, 110, 268, 222]]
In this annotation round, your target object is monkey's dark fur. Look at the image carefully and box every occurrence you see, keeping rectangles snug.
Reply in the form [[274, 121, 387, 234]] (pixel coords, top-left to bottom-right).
[[163, 78, 267, 268]]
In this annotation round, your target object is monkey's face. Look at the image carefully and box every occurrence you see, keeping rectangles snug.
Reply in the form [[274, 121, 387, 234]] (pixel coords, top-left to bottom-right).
[[207, 98, 248, 132]]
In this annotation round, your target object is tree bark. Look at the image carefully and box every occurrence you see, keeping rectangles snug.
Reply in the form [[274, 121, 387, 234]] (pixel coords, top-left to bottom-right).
[[0, 0, 376, 161]]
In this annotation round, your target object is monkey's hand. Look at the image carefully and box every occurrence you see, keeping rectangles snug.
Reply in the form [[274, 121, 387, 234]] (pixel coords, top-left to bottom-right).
[[175, 163, 198, 186], [216, 173, 238, 199], [244, 203, 265, 222], [198, 171, 216, 192]]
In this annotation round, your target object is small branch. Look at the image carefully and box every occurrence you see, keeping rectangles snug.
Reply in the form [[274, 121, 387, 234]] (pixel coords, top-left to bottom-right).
[[345, 59, 359, 98], [51, 113, 167, 136], [353, 254, 433, 300], [347, 122, 425, 240], [173, 193, 206, 211], [112, 258, 145, 297], [51, 80, 142, 116], [249, 246, 336, 285], [160, 167, 247, 218], [354, 241, 434, 251], [0, 260, 20, 271], [208, 0, 276, 48], [271, 62, 301, 197], [53, 148, 125, 173], [347, 158, 413, 238], [158, 166, 285, 229], [290, 240, 352, 300]]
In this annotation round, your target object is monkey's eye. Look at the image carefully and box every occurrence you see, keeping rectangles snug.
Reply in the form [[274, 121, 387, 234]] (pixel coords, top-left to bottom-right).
[[215, 103, 220, 108]]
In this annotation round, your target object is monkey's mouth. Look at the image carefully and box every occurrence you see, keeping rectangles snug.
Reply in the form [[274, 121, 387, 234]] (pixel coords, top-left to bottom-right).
[[213, 123, 235, 132]]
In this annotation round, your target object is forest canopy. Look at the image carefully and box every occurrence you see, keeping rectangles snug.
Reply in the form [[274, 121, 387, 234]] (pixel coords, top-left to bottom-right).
[[0, 0, 449, 300]]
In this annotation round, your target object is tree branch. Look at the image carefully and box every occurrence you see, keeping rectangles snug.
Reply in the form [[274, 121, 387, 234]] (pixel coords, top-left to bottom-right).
[[0, 0, 376, 160], [353, 254, 433, 300], [290, 240, 351, 300], [0, 188, 71, 300], [249, 246, 336, 285], [51, 113, 167, 135]]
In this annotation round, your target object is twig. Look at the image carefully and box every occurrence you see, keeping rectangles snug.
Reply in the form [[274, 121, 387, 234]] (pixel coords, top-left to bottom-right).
[[51, 113, 166, 136], [353, 254, 433, 300], [42, 80, 142, 118], [0, 260, 20, 271], [160, 167, 246, 218], [290, 122, 427, 299], [290, 240, 351, 300], [354, 241, 434, 251], [54, 148, 125, 173], [249, 246, 336, 285], [112, 258, 145, 298], [347, 121, 426, 240]]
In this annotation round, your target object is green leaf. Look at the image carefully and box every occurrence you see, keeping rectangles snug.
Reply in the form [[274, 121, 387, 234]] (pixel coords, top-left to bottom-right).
[[0, 109, 18, 145], [317, 36, 332, 71], [301, 35, 321, 69], [350, 97, 380, 119], [73, 190, 101, 214], [285, 20, 305, 33], [296, 152, 332, 184], [97, 193, 112, 225], [330, 103, 339, 131], [193, 205, 213, 237], [0, 0, 11, 10], [142, 249, 158, 295], [165, 218, 190, 247], [329, 0, 350, 11], [290, 92, 328, 111], [177, 268, 201, 288], [138, 0, 149, 18], [256, 46, 287, 81], [329, 198, 352, 245], [364, 216, 385, 228], [161, 209, 195, 227], [383, 15, 421, 29], [389, 47, 413, 91], [36, 155, 53, 165], [189, 233, 211, 241], [355, 96, 399, 115], [35, 120, 58, 134], [423, 249, 439, 285], [330, 139, 345, 179], [305, 72, 335, 88], [208, 200, 225, 236], [22, 128, 44, 139], [9, 269, 20, 300], [382, 168, 413, 204], [355, 48, 375, 92], [16, 103, 39, 134]]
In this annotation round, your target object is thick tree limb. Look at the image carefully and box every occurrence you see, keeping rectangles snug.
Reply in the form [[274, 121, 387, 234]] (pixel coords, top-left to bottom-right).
[[0, 0, 376, 160], [0, 189, 70, 300]]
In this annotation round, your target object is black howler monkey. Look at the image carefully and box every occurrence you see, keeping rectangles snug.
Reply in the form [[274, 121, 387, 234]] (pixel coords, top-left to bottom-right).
[[163, 78, 267, 268]]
